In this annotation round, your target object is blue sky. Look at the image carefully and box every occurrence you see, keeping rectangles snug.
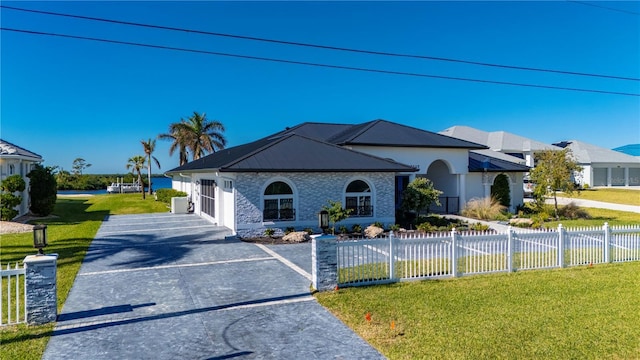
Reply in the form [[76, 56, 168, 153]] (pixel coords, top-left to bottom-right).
[[2, 1, 639, 174]]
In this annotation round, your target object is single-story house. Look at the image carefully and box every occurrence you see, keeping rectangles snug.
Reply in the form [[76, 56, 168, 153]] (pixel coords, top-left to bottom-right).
[[166, 120, 530, 237], [553, 140, 640, 187], [0, 139, 43, 218]]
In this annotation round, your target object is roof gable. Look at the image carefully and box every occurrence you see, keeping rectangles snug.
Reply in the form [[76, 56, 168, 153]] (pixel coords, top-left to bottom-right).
[[329, 119, 486, 149], [554, 140, 640, 164], [441, 126, 561, 152], [0, 139, 43, 161]]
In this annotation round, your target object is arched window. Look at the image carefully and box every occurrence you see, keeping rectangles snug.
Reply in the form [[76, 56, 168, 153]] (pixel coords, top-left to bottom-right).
[[263, 181, 295, 221], [345, 180, 372, 217]]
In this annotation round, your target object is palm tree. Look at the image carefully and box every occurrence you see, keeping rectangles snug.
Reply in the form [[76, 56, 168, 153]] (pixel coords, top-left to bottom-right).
[[126, 155, 146, 199], [158, 123, 190, 166], [141, 138, 161, 195]]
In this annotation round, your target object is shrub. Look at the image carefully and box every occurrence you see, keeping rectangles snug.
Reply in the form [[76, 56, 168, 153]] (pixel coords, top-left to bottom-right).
[[582, 183, 590, 190], [389, 224, 401, 231], [285, 226, 295, 235], [338, 225, 348, 234], [558, 202, 590, 220], [461, 196, 506, 220], [264, 228, 275, 237], [470, 222, 490, 231], [351, 224, 362, 233], [28, 165, 57, 216], [155, 188, 187, 204], [372, 221, 384, 229], [416, 222, 434, 233], [1, 174, 26, 220], [303, 228, 313, 235], [491, 174, 511, 208]]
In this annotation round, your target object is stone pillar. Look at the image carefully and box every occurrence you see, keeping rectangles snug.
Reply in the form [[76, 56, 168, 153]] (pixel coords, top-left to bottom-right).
[[24, 254, 58, 325], [312, 235, 338, 291]]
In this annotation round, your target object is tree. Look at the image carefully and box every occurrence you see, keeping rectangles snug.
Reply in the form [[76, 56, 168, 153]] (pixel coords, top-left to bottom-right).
[[491, 173, 511, 208], [400, 177, 442, 215], [28, 164, 57, 216], [529, 148, 582, 219], [158, 124, 189, 166], [0, 174, 26, 220], [126, 155, 146, 199], [322, 200, 352, 235], [72, 158, 91, 175], [141, 138, 161, 195], [159, 111, 227, 164]]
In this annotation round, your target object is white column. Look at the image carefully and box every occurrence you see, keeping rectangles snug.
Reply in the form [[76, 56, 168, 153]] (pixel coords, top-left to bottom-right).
[[459, 173, 466, 211]]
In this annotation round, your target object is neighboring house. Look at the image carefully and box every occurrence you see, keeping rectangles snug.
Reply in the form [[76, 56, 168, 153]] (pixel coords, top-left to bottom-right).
[[440, 125, 562, 167], [0, 139, 43, 218], [166, 119, 531, 237], [553, 140, 640, 187]]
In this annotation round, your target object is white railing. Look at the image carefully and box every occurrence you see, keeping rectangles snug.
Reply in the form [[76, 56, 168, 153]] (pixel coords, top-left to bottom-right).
[[336, 223, 640, 287], [1, 262, 26, 326]]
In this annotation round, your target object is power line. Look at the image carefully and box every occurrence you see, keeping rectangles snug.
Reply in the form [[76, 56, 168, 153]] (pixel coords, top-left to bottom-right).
[[2, 27, 638, 97], [2, 4, 639, 82], [566, 0, 640, 16]]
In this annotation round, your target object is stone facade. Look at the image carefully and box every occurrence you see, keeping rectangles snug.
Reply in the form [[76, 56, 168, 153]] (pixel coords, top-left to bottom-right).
[[24, 254, 58, 325], [234, 172, 396, 238]]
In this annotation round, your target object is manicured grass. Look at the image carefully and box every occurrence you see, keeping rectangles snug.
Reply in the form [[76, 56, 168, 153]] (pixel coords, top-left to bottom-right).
[[0, 194, 167, 360], [316, 262, 640, 359], [544, 207, 640, 228], [563, 188, 640, 206]]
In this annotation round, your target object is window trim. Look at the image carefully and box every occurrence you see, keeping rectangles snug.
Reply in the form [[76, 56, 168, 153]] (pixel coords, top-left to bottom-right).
[[261, 178, 297, 222], [344, 178, 374, 218]]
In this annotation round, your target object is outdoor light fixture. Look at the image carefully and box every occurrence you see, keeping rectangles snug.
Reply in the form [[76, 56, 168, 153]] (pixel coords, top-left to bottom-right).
[[318, 210, 329, 232], [33, 224, 48, 255]]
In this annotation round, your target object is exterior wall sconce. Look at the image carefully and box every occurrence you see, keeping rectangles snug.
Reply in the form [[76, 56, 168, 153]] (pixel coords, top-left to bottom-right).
[[318, 210, 329, 233], [33, 224, 48, 255]]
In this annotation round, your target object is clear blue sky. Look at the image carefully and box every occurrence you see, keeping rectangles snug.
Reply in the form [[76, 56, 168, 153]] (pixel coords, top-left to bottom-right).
[[2, 1, 639, 174]]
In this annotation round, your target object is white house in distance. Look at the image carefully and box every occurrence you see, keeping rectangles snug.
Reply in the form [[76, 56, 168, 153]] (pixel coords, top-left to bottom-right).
[[553, 140, 640, 187], [166, 119, 530, 237], [440, 125, 562, 167], [0, 139, 43, 218]]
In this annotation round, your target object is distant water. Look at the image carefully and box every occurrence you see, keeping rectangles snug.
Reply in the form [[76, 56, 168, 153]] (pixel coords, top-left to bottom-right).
[[58, 176, 173, 195]]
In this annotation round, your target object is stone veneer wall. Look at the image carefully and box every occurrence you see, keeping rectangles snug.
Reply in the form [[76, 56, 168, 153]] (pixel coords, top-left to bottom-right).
[[234, 172, 395, 238]]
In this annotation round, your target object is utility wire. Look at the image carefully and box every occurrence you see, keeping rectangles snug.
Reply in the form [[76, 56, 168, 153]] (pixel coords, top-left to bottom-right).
[[2, 4, 638, 82], [566, 0, 640, 16], [2, 27, 638, 97]]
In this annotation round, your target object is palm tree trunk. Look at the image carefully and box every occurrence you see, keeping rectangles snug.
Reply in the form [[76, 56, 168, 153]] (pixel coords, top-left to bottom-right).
[[148, 161, 153, 195]]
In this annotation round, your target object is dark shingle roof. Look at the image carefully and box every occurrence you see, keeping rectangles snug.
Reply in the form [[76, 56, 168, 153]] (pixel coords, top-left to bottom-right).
[[468, 151, 531, 172], [327, 120, 487, 149], [0, 139, 42, 160], [168, 134, 417, 173]]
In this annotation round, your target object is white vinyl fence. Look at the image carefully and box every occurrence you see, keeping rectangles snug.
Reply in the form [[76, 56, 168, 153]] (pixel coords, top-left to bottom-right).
[[336, 223, 640, 287], [1, 262, 26, 326]]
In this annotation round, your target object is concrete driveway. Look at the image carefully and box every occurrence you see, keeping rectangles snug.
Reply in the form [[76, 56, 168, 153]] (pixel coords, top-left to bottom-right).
[[43, 213, 384, 360]]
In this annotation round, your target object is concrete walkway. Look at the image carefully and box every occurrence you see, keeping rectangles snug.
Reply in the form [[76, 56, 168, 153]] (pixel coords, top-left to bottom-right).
[[43, 213, 384, 360]]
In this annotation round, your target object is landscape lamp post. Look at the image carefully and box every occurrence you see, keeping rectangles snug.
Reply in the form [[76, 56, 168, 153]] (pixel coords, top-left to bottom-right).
[[33, 224, 48, 255], [318, 210, 329, 234]]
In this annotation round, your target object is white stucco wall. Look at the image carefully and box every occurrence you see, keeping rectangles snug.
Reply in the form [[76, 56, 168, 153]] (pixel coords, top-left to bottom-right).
[[0, 158, 40, 218]]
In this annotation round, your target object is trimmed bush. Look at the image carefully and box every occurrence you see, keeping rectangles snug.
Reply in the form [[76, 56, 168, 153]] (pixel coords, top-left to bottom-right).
[[1, 174, 26, 220], [155, 188, 187, 204], [28, 165, 57, 216], [491, 174, 511, 208]]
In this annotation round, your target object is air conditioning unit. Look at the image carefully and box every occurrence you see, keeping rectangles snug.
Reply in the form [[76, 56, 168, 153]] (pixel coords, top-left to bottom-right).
[[171, 197, 189, 214]]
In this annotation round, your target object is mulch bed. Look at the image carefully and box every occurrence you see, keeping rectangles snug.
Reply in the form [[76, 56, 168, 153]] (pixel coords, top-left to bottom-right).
[[240, 237, 308, 245]]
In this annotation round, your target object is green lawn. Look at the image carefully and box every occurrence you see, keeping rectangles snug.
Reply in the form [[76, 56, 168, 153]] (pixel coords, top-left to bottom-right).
[[545, 207, 640, 228], [562, 188, 640, 206], [316, 262, 640, 359], [0, 194, 167, 360]]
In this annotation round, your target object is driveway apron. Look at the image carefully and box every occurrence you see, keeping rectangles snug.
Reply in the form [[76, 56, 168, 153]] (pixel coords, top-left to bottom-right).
[[43, 213, 384, 359]]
